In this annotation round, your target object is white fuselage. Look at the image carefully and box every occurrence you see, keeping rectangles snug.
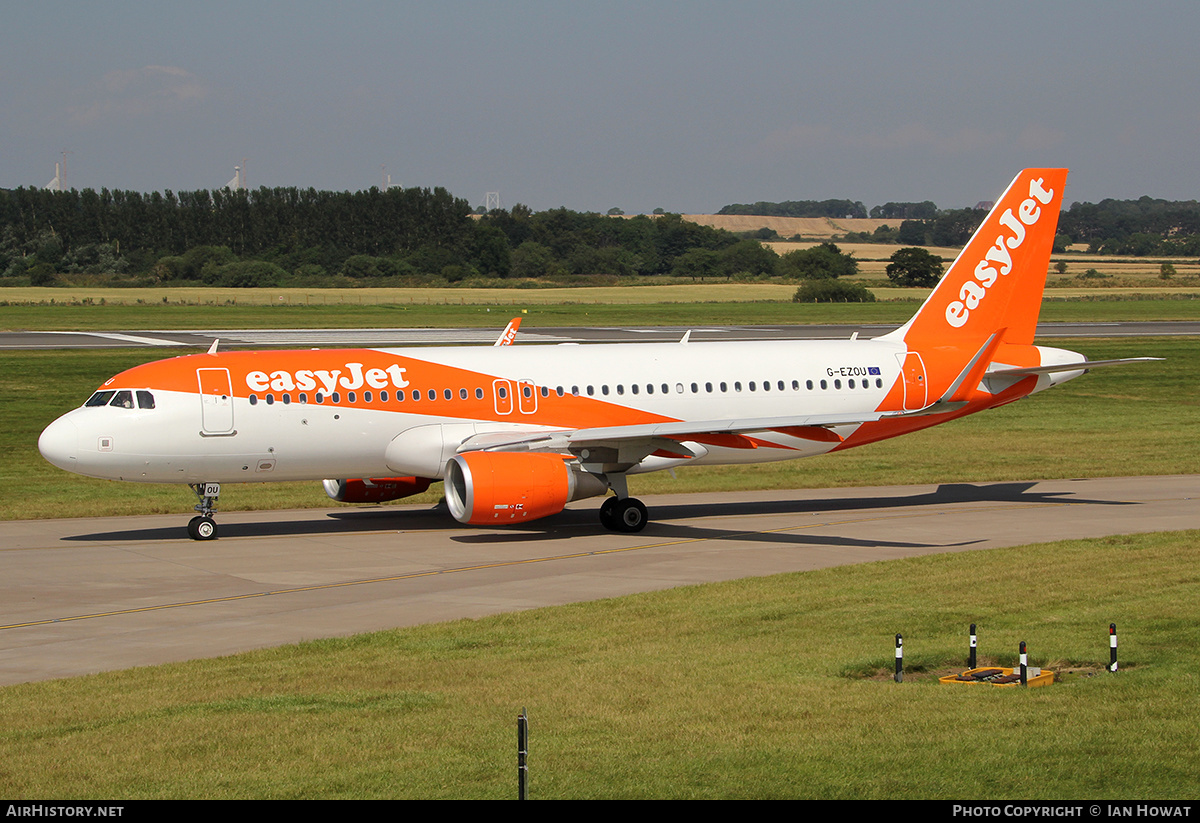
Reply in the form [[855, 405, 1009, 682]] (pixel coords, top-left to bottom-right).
[[40, 337, 920, 484]]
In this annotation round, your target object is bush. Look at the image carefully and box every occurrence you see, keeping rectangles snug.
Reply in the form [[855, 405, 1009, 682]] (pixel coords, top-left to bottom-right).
[[886, 247, 944, 287], [779, 243, 857, 280], [793, 280, 876, 303]]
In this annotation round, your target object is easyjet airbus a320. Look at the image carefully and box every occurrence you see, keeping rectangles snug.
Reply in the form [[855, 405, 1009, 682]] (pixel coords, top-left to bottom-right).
[[39, 169, 1151, 540]]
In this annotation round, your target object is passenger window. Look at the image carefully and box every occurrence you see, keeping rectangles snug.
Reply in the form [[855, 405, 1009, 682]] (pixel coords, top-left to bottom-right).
[[136, 390, 155, 409]]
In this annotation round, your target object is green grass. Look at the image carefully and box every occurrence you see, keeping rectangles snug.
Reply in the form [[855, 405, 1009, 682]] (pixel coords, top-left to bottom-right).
[[3, 288, 1200, 331], [1, 530, 1196, 798], [4, 337, 1196, 520]]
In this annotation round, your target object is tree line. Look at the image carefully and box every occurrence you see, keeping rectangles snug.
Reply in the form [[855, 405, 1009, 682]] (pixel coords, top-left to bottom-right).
[[726, 194, 1200, 256], [3, 183, 1198, 289]]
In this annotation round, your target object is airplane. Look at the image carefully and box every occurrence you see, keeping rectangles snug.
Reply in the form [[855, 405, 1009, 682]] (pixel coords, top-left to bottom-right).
[[38, 168, 1155, 540]]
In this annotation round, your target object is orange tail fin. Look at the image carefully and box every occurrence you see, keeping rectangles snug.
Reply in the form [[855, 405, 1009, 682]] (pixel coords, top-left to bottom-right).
[[883, 168, 1067, 351]]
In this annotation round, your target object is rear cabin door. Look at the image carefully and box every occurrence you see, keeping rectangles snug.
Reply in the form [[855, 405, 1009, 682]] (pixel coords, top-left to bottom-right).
[[898, 353, 928, 411]]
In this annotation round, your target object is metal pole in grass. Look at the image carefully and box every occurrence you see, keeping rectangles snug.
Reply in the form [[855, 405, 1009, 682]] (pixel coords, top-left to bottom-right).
[[1019, 641, 1028, 687], [894, 634, 903, 682], [518, 708, 529, 800], [1109, 623, 1118, 672], [969, 623, 977, 669]]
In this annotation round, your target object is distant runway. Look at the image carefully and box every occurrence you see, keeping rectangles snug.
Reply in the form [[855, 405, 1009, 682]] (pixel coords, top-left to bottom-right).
[[1, 321, 1198, 350], [2, 475, 1197, 685]]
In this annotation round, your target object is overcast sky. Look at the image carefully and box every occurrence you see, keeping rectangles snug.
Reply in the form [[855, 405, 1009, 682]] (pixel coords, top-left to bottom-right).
[[3, 1, 1197, 214]]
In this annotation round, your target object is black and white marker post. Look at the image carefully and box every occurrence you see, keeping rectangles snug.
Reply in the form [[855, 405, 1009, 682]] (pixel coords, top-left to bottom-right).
[[969, 623, 977, 669], [1109, 623, 1118, 672], [518, 708, 529, 800], [895, 634, 903, 683], [1019, 641, 1028, 687]]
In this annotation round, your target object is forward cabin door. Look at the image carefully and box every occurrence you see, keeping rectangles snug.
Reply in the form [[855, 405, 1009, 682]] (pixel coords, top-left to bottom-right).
[[197, 368, 235, 435]]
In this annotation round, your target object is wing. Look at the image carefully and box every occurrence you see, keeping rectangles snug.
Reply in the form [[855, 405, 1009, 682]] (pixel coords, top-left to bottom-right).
[[454, 406, 940, 472]]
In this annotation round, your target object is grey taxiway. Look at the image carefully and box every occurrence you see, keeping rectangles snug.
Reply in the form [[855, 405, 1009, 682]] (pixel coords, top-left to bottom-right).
[[3, 321, 1198, 350], [3, 475, 1198, 685]]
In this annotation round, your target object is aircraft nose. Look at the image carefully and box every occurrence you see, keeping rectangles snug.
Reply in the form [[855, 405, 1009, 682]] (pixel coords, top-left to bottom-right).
[[38, 415, 79, 471]]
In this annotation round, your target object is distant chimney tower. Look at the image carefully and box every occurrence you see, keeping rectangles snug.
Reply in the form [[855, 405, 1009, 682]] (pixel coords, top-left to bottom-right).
[[225, 162, 246, 191]]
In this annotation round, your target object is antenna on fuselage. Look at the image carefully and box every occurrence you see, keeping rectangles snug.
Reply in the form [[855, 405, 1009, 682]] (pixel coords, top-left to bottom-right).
[[207, 339, 220, 354]]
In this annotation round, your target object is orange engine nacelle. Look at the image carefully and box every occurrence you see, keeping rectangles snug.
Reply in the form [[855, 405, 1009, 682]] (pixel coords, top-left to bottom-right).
[[444, 452, 607, 525], [323, 476, 432, 503]]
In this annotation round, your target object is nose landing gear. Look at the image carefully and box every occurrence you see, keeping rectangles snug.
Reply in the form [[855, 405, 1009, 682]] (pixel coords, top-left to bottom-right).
[[188, 482, 221, 540]]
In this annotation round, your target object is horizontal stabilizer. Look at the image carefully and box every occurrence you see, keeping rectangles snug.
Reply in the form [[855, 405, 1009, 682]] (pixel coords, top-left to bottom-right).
[[986, 357, 1162, 377]]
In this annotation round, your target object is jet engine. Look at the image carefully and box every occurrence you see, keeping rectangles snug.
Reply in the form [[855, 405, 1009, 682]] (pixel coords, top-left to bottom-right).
[[444, 452, 607, 525], [323, 476, 432, 503]]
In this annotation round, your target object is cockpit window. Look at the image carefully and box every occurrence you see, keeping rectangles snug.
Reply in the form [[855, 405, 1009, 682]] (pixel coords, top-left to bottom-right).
[[109, 390, 135, 409], [85, 391, 116, 407], [136, 390, 156, 409]]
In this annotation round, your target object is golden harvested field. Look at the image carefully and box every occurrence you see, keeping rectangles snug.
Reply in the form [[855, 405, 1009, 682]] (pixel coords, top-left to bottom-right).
[[685, 214, 899, 238], [0, 284, 806, 306]]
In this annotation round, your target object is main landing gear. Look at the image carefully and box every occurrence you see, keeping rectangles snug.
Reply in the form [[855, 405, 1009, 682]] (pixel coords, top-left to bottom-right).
[[188, 482, 221, 540], [599, 496, 648, 533], [598, 474, 648, 533]]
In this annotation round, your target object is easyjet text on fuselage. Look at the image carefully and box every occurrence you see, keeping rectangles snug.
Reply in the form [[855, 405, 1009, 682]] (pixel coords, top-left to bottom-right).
[[245, 362, 410, 394]]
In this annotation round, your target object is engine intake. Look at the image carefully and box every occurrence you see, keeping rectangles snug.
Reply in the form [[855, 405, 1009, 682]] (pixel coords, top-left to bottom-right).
[[445, 452, 607, 525]]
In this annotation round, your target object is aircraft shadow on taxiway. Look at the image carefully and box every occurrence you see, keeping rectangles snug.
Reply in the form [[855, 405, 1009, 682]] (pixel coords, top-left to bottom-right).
[[61, 481, 1133, 545]]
